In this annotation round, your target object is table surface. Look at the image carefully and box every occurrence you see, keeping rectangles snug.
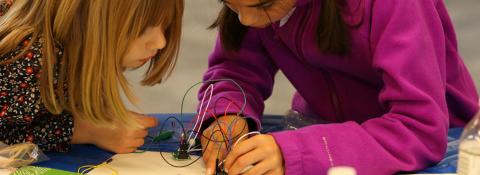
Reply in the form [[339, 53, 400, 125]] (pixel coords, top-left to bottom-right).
[[33, 113, 463, 174]]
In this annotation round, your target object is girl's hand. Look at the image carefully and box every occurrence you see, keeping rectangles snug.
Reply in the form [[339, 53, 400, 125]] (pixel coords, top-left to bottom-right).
[[201, 115, 248, 175], [224, 134, 284, 175], [72, 111, 158, 153]]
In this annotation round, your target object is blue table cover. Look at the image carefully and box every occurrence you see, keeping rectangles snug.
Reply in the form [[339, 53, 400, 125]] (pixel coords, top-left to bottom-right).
[[35, 113, 463, 174]]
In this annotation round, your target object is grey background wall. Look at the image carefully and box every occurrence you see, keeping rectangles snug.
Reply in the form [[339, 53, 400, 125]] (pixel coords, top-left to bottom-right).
[[124, 0, 480, 115]]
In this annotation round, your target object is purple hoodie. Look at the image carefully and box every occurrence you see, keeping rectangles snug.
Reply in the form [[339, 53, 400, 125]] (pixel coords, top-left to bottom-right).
[[199, 0, 479, 174]]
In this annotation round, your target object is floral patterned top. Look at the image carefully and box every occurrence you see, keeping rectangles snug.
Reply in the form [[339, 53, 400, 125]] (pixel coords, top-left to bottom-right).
[[0, 1, 73, 152], [0, 0, 12, 16]]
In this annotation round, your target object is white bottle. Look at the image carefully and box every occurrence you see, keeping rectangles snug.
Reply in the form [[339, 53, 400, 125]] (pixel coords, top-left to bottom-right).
[[327, 166, 357, 175], [457, 112, 480, 175]]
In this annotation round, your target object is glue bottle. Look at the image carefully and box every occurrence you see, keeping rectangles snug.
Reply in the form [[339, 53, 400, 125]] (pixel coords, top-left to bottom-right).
[[457, 112, 480, 175], [327, 166, 356, 175]]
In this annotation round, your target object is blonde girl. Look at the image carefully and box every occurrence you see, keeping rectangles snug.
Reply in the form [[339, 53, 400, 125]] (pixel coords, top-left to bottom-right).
[[0, 0, 184, 153]]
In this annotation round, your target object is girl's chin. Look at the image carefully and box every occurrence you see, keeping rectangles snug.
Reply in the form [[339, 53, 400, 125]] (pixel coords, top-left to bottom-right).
[[250, 23, 271, 29]]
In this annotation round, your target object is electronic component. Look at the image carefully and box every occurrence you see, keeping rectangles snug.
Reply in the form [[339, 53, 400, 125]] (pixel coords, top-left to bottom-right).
[[173, 143, 190, 160]]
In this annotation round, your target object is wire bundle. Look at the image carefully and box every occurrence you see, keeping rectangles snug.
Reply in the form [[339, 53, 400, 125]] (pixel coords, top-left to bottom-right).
[[77, 159, 118, 175], [141, 79, 261, 171]]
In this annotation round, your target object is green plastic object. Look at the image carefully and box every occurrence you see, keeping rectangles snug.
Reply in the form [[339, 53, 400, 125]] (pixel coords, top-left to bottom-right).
[[12, 166, 76, 175], [152, 131, 174, 142]]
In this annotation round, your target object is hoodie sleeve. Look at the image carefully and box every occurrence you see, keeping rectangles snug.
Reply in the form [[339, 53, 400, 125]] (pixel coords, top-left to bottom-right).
[[271, 0, 454, 174], [198, 29, 278, 130]]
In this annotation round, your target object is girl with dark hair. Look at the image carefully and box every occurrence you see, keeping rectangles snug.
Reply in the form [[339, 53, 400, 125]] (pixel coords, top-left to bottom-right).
[[198, 0, 479, 174]]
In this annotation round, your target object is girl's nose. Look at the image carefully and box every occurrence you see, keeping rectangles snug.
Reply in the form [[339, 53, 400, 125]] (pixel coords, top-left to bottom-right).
[[238, 11, 258, 26], [148, 27, 167, 50]]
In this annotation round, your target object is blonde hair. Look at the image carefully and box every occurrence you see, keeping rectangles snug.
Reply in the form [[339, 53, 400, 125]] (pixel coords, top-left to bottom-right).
[[0, 0, 184, 126]]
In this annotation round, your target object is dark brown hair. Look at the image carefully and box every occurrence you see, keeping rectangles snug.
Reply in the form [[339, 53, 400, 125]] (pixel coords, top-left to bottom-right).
[[210, 0, 350, 55]]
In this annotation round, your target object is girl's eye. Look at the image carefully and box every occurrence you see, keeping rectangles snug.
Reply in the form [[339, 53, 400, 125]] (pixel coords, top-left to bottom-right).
[[258, 1, 274, 9], [219, 0, 275, 10]]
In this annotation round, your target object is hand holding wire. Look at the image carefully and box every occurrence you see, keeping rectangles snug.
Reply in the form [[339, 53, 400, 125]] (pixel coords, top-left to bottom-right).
[[201, 115, 249, 175], [72, 111, 157, 154], [223, 134, 284, 175], [141, 79, 252, 173]]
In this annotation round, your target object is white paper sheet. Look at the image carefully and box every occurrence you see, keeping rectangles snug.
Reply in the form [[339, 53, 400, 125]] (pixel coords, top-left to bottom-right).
[[87, 152, 205, 175]]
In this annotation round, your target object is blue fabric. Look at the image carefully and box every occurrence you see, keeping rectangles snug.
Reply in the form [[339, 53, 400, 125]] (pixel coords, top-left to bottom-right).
[[35, 113, 462, 173], [416, 128, 463, 173]]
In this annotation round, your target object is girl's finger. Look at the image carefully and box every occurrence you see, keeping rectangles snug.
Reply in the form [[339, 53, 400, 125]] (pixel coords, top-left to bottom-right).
[[266, 167, 284, 175], [205, 148, 219, 175], [136, 116, 158, 128], [224, 137, 257, 170], [202, 143, 214, 164], [134, 129, 149, 138], [131, 138, 145, 148], [241, 158, 276, 175], [226, 148, 264, 175]]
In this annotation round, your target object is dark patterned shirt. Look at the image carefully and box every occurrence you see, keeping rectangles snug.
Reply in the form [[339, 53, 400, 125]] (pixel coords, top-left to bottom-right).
[[0, 35, 73, 152], [0, 0, 13, 16]]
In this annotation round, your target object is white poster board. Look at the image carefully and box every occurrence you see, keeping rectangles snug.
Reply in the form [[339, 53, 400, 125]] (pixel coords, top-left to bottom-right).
[[88, 152, 205, 175]]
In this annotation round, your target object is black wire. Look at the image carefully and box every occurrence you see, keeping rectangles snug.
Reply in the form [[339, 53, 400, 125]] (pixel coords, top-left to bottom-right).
[[186, 116, 249, 154], [159, 130, 226, 168], [179, 79, 248, 121], [209, 96, 250, 146], [178, 79, 249, 145], [157, 116, 187, 141], [155, 119, 246, 167], [155, 79, 250, 168], [147, 113, 249, 167], [197, 116, 248, 144], [211, 116, 230, 151]]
